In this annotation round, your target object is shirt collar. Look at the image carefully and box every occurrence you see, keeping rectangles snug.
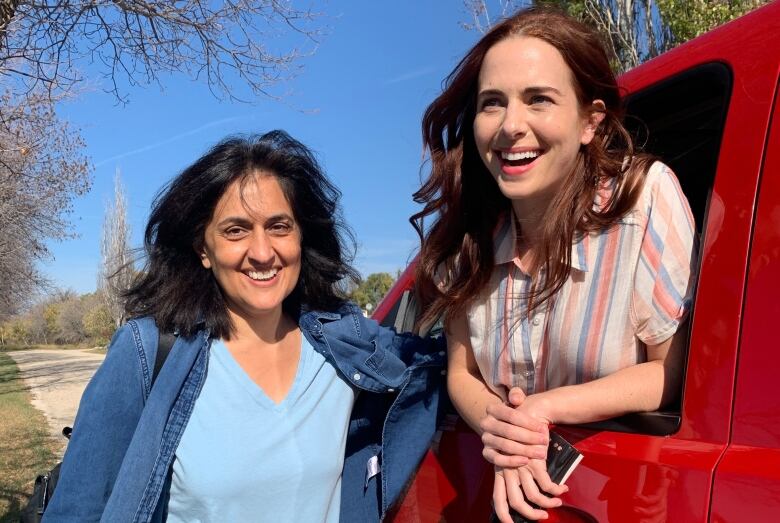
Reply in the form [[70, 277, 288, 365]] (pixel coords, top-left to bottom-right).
[[492, 212, 588, 272]]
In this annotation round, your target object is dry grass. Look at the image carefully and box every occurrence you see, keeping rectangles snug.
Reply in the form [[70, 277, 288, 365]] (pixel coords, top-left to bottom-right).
[[0, 353, 59, 522]]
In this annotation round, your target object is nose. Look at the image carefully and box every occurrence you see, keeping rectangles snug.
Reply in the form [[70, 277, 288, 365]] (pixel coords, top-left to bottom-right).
[[247, 230, 276, 265], [499, 102, 528, 141]]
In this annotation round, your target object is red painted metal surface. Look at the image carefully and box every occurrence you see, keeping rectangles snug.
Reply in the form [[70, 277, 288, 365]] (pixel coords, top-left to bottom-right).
[[710, 446, 780, 522], [624, 4, 780, 446], [375, 3, 780, 520], [710, 64, 780, 521], [372, 260, 416, 323]]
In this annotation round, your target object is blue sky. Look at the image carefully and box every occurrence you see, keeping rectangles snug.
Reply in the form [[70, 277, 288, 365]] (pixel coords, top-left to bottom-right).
[[49, 1, 483, 294]]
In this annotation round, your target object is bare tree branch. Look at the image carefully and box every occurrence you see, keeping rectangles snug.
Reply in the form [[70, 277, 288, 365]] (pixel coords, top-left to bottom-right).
[[461, 0, 529, 33], [0, 0, 325, 103]]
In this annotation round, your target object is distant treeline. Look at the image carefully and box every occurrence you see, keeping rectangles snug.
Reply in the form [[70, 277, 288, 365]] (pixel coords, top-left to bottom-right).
[[0, 291, 115, 347], [0, 269, 398, 347]]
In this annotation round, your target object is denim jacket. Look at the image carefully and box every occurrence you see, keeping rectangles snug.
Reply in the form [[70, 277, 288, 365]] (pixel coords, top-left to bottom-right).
[[43, 303, 447, 523]]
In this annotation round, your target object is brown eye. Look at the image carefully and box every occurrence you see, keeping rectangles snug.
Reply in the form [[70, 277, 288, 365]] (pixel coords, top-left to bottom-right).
[[529, 95, 553, 105], [479, 97, 502, 111], [268, 222, 292, 235], [224, 227, 247, 238]]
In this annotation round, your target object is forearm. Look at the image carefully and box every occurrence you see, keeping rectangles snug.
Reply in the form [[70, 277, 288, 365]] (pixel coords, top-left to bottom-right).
[[448, 367, 504, 434], [534, 358, 679, 425]]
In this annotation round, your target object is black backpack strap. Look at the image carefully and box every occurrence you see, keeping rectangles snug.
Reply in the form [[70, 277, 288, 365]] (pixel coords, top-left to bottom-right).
[[152, 332, 176, 386]]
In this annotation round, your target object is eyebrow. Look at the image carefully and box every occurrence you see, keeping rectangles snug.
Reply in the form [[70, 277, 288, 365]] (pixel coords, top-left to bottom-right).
[[524, 85, 563, 96], [215, 216, 252, 228], [476, 88, 502, 100], [476, 85, 564, 97], [215, 213, 295, 228]]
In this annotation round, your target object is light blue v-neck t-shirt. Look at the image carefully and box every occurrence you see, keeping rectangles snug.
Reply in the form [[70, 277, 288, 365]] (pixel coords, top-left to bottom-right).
[[166, 337, 356, 523]]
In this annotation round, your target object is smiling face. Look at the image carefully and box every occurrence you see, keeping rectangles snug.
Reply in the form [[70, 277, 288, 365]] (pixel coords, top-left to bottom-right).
[[199, 173, 302, 324], [473, 36, 602, 214]]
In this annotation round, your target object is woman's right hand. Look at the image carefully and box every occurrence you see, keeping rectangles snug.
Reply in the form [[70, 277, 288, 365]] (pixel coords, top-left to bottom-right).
[[493, 462, 567, 522], [480, 388, 550, 467]]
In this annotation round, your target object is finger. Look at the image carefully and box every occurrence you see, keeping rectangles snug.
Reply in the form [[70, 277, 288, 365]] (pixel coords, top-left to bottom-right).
[[508, 387, 526, 406], [482, 431, 549, 459], [493, 470, 513, 523], [481, 416, 550, 447], [508, 468, 550, 519], [519, 466, 562, 511], [483, 446, 530, 468], [483, 405, 549, 436], [528, 459, 569, 497], [485, 402, 522, 423]]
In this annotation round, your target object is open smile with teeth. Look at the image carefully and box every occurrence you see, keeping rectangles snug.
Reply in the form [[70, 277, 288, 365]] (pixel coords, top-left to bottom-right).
[[500, 150, 542, 162], [245, 269, 279, 281]]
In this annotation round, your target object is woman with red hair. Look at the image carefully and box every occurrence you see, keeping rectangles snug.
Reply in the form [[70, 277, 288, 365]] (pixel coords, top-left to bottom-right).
[[412, 7, 697, 521]]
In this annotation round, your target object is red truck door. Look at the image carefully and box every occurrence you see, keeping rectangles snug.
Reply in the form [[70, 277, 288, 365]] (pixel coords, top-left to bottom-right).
[[710, 75, 780, 522]]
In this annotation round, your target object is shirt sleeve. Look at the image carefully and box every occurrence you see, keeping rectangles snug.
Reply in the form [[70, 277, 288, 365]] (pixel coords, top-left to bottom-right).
[[631, 162, 698, 346]]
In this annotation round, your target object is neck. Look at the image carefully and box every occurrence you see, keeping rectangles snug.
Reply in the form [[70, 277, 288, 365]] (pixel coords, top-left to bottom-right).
[[511, 198, 549, 245], [226, 305, 296, 345]]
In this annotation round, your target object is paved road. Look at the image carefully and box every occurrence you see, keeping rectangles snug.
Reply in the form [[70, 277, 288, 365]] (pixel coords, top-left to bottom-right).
[[7, 349, 104, 455]]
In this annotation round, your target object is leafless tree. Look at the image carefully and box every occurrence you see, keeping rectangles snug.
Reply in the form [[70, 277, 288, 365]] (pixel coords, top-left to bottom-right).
[[99, 169, 133, 327], [0, 0, 323, 103], [0, 90, 91, 319], [573, 0, 661, 71], [461, 0, 524, 32], [460, 0, 651, 70]]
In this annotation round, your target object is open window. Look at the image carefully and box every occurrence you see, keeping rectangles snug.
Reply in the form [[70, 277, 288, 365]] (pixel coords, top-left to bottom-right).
[[580, 62, 732, 435], [379, 289, 417, 333], [624, 62, 731, 233], [379, 288, 443, 338]]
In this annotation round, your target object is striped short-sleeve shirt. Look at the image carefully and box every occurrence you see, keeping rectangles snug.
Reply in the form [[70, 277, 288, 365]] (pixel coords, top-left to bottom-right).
[[466, 162, 697, 397]]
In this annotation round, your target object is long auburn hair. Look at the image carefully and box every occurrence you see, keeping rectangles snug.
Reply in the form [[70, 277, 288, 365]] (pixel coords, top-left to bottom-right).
[[412, 7, 652, 329], [124, 130, 359, 339]]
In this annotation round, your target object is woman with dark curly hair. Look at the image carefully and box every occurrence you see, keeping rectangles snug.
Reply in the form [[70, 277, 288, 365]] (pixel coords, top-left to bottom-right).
[[412, 8, 696, 522], [44, 130, 445, 523]]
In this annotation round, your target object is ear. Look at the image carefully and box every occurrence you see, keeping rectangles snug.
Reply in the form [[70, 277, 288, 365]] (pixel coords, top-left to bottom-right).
[[580, 99, 606, 145], [196, 245, 212, 269]]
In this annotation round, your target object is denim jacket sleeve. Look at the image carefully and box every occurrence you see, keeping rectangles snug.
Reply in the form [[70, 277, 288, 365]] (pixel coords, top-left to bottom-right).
[[335, 304, 449, 521], [43, 324, 147, 523]]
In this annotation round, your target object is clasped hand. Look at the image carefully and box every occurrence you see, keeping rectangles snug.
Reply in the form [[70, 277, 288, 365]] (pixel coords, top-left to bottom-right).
[[482, 388, 568, 521]]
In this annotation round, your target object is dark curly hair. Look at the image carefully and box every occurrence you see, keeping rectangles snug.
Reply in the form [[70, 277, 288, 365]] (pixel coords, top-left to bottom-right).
[[124, 130, 359, 338]]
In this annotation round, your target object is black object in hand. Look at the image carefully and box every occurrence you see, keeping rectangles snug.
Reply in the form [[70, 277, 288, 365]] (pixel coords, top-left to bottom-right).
[[489, 431, 583, 522]]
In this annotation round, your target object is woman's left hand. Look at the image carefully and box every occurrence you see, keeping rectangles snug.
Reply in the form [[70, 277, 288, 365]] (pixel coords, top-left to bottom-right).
[[481, 388, 553, 468]]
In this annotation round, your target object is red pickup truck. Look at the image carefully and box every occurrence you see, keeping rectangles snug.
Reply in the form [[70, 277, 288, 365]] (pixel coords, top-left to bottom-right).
[[373, 3, 780, 521]]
